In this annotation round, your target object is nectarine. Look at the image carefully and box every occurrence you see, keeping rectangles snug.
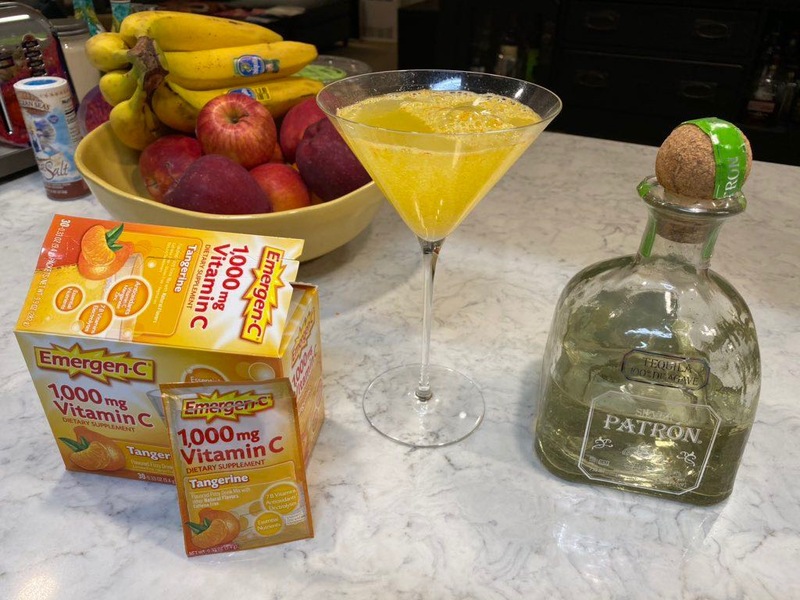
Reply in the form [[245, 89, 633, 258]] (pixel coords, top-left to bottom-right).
[[250, 163, 311, 212], [164, 154, 272, 214], [279, 97, 326, 164]]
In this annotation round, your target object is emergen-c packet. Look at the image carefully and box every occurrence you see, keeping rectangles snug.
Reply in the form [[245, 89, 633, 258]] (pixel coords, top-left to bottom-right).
[[161, 379, 314, 556], [15, 215, 324, 484]]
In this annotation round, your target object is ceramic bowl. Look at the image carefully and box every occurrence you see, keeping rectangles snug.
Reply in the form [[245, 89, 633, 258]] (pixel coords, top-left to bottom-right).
[[74, 123, 383, 261]]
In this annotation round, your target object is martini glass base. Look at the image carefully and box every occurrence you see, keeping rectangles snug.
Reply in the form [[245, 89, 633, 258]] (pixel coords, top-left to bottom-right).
[[363, 364, 485, 447]]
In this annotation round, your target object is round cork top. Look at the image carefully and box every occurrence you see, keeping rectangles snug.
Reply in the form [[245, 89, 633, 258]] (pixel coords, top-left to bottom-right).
[[655, 121, 752, 200]]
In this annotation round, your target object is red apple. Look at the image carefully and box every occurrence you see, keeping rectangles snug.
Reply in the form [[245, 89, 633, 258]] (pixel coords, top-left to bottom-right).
[[279, 97, 326, 164], [296, 118, 371, 202], [164, 154, 272, 214], [250, 163, 312, 212], [195, 93, 277, 169], [139, 134, 203, 202]]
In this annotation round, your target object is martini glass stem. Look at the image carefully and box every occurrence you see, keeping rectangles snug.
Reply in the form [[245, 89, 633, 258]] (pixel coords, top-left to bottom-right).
[[416, 238, 443, 402]]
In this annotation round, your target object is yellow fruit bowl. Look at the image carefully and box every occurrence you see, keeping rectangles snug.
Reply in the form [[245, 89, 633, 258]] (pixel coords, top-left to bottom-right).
[[75, 122, 384, 262]]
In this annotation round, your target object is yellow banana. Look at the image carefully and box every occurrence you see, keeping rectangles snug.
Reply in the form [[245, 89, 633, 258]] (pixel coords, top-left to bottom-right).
[[167, 76, 324, 119], [163, 41, 318, 90], [98, 68, 138, 106], [109, 83, 167, 150], [119, 10, 283, 51], [151, 83, 198, 134], [85, 32, 131, 72]]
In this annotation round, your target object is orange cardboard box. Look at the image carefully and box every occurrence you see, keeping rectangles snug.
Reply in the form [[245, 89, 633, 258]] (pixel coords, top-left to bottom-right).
[[14, 215, 324, 483]]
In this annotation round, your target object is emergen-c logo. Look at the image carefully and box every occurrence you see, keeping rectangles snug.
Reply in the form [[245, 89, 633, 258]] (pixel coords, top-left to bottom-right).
[[241, 246, 286, 343], [35, 343, 155, 383], [181, 390, 274, 422]]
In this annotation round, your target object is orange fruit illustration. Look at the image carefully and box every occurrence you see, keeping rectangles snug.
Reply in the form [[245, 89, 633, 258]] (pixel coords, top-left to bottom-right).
[[199, 508, 241, 542], [189, 518, 231, 549], [77, 224, 133, 280], [60, 426, 126, 472], [80, 225, 116, 266], [69, 441, 114, 470], [74, 426, 126, 470]]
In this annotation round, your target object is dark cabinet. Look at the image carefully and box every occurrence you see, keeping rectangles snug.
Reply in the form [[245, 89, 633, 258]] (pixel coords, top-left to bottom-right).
[[553, 0, 799, 165], [557, 51, 747, 118], [561, 3, 760, 59], [397, 0, 800, 165]]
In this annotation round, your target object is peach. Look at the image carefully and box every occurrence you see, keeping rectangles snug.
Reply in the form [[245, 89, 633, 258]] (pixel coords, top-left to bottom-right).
[[164, 154, 272, 214], [250, 163, 312, 212], [279, 97, 326, 164]]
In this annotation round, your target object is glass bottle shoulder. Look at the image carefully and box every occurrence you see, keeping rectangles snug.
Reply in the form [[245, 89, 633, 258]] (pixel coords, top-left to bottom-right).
[[548, 253, 760, 361], [557, 254, 756, 323]]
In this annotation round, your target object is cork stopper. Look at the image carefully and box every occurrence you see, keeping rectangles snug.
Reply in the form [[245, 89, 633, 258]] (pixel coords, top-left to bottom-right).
[[655, 118, 752, 200]]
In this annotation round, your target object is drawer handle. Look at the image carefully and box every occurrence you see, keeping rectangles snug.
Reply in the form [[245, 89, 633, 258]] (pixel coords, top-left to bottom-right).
[[583, 10, 620, 32], [680, 80, 717, 100], [693, 19, 731, 40], [575, 69, 609, 88]]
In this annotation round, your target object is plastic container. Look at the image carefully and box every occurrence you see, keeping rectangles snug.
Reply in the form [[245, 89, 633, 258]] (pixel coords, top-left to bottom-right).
[[0, 2, 71, 147], [14, 76, 89, 199]]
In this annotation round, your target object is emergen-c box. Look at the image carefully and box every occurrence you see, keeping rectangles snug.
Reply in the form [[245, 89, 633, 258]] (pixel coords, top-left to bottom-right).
[[14, 215, 324, 484]]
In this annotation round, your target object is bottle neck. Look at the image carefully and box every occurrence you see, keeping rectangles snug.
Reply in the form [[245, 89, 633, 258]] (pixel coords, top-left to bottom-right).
[[637, 207, 723, 270], [635, 176, 745, 271]]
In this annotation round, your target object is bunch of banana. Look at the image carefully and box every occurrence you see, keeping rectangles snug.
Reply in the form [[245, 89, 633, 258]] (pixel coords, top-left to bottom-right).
[[150, 82, 197, 134], [150, 76, 325, 133], [162, 41, 318, 90], [86, 10, 322, 150], [107, 37, 169, 150], [85, 32, 132, 72], [167, 78, 324, 118], [99, 68, 138, 106], [118, 10, 283, 51], [109, 82, 168, 150]]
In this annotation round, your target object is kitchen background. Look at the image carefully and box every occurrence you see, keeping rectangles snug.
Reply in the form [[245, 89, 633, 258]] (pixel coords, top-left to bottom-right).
[[389, 0, 800, 167], [3, 0, 799, 172]]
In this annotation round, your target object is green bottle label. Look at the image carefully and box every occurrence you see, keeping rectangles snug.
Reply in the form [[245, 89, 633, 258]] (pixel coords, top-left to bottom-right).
[[682, 117, 748, 199]]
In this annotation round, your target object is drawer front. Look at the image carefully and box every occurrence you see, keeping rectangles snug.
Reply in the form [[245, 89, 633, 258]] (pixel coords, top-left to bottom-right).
[[555, 51, 746, 119], [563, 2, 759, 59]]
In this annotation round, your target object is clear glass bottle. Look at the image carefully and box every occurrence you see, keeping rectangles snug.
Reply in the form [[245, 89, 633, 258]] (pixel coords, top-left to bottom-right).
[[534, 123, 761, 506]]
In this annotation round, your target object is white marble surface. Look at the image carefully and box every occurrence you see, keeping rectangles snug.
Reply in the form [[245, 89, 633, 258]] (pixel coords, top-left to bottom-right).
[[1, 131, 798, 599]]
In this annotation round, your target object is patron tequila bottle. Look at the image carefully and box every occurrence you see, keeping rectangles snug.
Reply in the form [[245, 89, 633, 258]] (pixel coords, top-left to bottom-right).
[[534, 118, 761, 505]]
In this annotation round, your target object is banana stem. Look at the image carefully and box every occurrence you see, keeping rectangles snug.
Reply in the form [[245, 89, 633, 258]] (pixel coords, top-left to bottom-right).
[[128, 37, 168, 100]]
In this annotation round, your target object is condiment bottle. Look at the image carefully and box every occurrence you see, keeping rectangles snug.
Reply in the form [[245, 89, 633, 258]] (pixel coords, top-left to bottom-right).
[[14, 76, 90, 199], [534, 118, 761, 505]]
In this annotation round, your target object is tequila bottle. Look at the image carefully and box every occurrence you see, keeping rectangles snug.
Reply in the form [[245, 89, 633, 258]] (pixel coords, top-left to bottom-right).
[[534, 119, 761, 505]]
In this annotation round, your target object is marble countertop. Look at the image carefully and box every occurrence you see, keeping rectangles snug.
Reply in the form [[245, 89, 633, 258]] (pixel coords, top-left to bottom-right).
[[1, 131, 798, 599]]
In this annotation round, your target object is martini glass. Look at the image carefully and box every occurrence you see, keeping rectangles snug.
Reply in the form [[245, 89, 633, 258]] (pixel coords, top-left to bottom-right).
[[318, 70, 561, 447]]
